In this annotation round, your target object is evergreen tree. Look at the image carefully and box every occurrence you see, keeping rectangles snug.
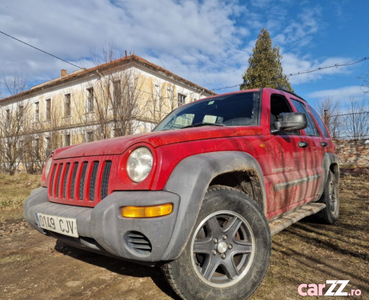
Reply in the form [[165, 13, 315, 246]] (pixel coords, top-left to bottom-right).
[[241, 29, 293, 91]]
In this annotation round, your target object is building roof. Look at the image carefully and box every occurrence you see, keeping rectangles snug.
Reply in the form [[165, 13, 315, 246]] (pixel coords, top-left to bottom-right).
[[1, 54, 216, 103]]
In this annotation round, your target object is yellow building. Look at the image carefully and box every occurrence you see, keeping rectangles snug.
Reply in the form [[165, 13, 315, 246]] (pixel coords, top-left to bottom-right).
[[0, 55, 215, 174]]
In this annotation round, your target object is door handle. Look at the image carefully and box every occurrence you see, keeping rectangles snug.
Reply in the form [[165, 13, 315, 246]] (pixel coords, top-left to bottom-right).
[[298, 141, 309, 148], [321, 142, 328, 147]]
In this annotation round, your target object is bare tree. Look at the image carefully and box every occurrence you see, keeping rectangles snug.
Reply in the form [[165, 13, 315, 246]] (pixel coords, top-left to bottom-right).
[[317, 96, 340, 139], [90, 68, 145, 139], [85, 43, 147, 139], [1, 71, 28, 96], [146, 83, 175, 125], [360, 69, 369, 93], [344, 97, 369, 140], [0, 103, 31, 175], [21, 132, 44, 174], [90, 40, 125, 66], [19, 94, 64, 173], [111, 71, 144, 136]]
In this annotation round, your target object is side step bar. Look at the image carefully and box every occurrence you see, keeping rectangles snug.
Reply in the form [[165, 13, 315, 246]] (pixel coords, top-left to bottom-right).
[[269, 203, 326, 236]]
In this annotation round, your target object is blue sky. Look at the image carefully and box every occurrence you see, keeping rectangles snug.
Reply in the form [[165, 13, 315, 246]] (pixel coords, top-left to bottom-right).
[[0, 0, 368, 111]]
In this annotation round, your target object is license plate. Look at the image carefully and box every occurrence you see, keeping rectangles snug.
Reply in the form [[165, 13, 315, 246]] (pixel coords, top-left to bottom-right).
[[35, 213, 79, 238]]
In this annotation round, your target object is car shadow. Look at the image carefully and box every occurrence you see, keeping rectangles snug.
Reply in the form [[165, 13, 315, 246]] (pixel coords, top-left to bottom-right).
[[54, 240, 181, 300]]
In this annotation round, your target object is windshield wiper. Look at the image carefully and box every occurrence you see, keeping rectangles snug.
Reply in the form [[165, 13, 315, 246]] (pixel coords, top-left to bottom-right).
[[181, 122, 226, 129]]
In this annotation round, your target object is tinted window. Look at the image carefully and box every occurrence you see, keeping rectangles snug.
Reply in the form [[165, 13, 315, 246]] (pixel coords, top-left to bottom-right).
[[154, 92, 261, 131], [308, 105, 330, 138], [292, 100, 319, 136]]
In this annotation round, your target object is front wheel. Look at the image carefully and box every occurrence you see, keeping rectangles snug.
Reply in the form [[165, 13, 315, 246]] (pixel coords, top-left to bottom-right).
[[162, 186, 271, 300]]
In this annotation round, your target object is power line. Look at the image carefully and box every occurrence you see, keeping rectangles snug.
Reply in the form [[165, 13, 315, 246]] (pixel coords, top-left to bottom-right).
[[212, 57, 369, 91], [331, 110, 369, 117], [0, 30, 84, 70], [1, 29, 368, 93], [286, 57, 368, 77]]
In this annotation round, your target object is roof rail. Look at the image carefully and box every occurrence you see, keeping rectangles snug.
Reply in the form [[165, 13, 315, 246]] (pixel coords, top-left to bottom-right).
[[275, 87, 307, 103]]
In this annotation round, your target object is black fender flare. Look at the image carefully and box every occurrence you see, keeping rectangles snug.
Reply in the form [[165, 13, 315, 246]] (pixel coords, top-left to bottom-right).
[[318, 152, 339, 199], [161, 151, 266, 260]]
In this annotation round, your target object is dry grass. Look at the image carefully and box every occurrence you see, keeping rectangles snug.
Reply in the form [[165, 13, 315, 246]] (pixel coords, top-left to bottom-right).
[[252, 174, 369, 299], [0, 173, 40, 222], [0, 174, 369, 300]]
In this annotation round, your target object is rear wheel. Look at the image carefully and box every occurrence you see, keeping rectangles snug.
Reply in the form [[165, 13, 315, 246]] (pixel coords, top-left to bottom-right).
[[162, 186, 271, 300], [316, 170, 339, 224]]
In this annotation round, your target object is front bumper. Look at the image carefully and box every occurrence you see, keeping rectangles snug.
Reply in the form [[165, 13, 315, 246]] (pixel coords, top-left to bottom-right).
[[24, 187, 180, 263]]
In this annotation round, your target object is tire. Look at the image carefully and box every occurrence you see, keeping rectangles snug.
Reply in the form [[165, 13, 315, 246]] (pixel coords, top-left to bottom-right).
[[162, 186, 271, 300], [316, 170, 339, 224]]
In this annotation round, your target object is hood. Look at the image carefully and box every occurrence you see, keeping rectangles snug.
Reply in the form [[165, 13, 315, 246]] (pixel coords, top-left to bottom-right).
[[53, 126, 262, 159]]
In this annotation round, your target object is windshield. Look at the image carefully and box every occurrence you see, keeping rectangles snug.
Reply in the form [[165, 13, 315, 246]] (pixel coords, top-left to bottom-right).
[[154, 92, 261, 132]]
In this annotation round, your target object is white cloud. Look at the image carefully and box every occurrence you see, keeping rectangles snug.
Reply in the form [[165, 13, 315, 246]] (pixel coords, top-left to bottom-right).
[[273, 5, 322, 49], [0, 0, 364, 99], [308, 86, 367, 101], [0, 0, 250, 94], [282, 53, 354, 85]]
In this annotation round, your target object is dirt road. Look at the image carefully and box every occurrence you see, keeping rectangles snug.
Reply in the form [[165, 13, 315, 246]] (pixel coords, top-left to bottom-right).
[[1, 175, 368, 300]]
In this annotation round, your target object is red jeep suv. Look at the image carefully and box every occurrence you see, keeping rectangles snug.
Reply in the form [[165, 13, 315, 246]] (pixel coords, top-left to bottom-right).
[[24, 88, 339, 300]]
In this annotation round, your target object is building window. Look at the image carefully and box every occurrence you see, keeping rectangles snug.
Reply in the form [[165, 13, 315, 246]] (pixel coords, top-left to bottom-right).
[[87, 131, 94, 142], [167, 87, 174, 110], [35, 102, 39, 122], [64, 93, 71, 117], [64, 134, 71, 146], [178, 93, 186, 106], [6, 109, 10, 125], [35, 139, 40, 160], [113, 127, 122, 137], [113, 80, 121, 107], [19, 140, 24, 160], [87, 88, 94, 112], [19, 105, 24, 125], [46, 99, 51, 120], [45, 137, 51, 157]]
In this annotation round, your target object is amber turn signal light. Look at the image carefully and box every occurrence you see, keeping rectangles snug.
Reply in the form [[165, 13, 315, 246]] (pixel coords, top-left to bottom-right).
[[121, 203, 173, 218]]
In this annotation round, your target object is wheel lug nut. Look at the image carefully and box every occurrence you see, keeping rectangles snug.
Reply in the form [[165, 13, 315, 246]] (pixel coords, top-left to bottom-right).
[[228, 244, 233, 250], [221, 254, 226, 259], [222, 235, 227, 240], [212, 238, 218, 244], [212, 250, 217, 256]]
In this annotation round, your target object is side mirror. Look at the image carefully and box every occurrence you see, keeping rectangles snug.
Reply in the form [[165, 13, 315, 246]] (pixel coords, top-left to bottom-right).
[[272, 112, 307, 133]]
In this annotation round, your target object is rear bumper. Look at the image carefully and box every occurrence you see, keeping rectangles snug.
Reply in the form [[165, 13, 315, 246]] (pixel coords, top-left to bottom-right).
[[24, 187, 180, 263]]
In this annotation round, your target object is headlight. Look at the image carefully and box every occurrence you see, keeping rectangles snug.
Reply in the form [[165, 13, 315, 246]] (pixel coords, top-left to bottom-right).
[[41, 155, 53, 186], [127, 147, 153, 183], [44, 156, 53, 178]]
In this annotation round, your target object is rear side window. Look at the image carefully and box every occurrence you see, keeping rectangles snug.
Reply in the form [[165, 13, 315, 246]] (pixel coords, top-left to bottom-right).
[[308, 105, 330, 138], [291, 100, 320, 136]]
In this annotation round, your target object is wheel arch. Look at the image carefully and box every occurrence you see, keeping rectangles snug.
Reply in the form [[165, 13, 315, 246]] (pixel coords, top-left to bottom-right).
[[318, 152, 340, 199], [209, 170, 265, 212], [161, 151, 266, 261]]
